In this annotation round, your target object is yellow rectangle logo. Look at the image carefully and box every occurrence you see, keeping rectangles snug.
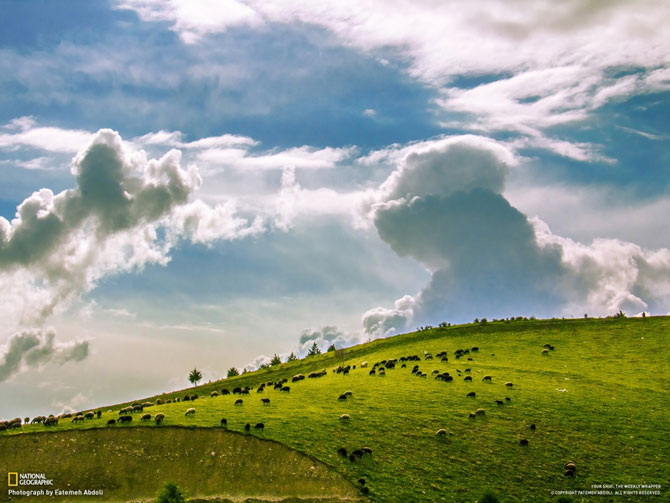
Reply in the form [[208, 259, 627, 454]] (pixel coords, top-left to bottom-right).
[[8, 472, 18, 486]]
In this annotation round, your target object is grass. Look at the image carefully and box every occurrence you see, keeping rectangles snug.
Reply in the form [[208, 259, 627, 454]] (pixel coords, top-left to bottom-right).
[[2, 316, 669, 502]]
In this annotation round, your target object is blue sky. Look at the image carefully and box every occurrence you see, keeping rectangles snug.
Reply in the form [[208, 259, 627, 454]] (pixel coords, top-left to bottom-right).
[[1, 0, 669, 417]]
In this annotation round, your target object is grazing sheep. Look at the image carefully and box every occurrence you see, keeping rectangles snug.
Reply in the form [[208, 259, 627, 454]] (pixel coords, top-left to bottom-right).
[[280, 386, 290, 392], [543, 343, 552, 348], [467, 392, 476, 398], [244, 423, 251, 432], [211, 391, 219, 397], [183, 395, 190, 401], [256, 387, 264, 393], [339, 414, 350, 421], [542, 348, 549, 355], [254, 423, 264, 430], [361, 487, 370, 495], [72, 415, 84, 423], [338, 394, 348, 401], [31, 416, 45, 424], [155, 413, 165, 424], [156, 399, 164, 405], [185, 408, 196, 416], [361, 361, 368, 368], [362, 447, 372, 455], [337, 447, 348, 457], [133, 404, 144, 413], [141, 413, 151, 421], [495, 400, 504, 406], [0, 425, 7, 432], [292, 374, 305, 382], [505, 397, 511, 402], [118, 415, 132, 423], [471, 346, 479, 352], [483, 375, 492, 382], [468, 413, 476, 419], [564, 462, 577, 476], [465, 368, 471, 373], [358, 478, 366, 486], [530, 424, 536, 430], [220, 418, 227, 427], [436, 428, 447, 436], [349, 454, 356, 462], [475, 408, 485, 416], [221, 389, 230, 395], [352, 449, 364, 457], [505, 382, 513, 387], [519, 439, 529, 446], [107, 419, 116, 426], [233, 387, 242, 394], [44, 417, 59, 426], [191, 394, 198, 400], [261, 398, 271, 406], [234, 399, 243, 406], [84, 412, 95, 419], [142, 402, 154, 408], [464, 376, 472, 382]]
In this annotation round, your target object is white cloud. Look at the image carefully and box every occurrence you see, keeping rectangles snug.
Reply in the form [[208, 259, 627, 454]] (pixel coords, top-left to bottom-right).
[[361, 295, 417, 340], [0, 117, 93, 153]]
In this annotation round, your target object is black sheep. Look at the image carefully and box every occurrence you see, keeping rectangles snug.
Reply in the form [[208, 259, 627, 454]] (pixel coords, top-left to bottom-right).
[[254, 423, 264, 430]]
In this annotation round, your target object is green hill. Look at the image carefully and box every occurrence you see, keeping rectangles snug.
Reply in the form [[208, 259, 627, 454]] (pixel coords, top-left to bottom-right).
[[2, 317, 669, 503]]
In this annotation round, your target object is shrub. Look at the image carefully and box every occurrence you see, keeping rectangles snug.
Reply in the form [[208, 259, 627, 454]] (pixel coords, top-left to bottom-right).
[[327, 344, 336, 352], [157, 482, 186, 503], [226, 367, 240, 378], [286, 352, 298, 362], [270, 354, 281, 366], [307, 342, 321, 356]]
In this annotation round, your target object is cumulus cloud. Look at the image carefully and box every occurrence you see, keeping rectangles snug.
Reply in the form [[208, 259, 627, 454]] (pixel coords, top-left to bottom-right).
[[0, 128, 264, 331], [363, 135, 670, 325], [0, 328, 89, 382], [361, 295, 416, 340], [0, 116, 93, 154]]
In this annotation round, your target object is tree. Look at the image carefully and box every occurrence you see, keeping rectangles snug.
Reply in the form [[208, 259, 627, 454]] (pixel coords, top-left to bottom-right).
[[188, 368, 202, 386], [226, 367, 240, 378], [327, 344, 336, 352], [270, 354, 281, 366], [307, 342, 321, 356], [157, 482, 186, 503], [286, 352, 298, 362]]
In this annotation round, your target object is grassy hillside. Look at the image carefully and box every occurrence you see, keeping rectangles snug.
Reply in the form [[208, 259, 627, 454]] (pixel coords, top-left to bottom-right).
[[2, 317, 669, 502]]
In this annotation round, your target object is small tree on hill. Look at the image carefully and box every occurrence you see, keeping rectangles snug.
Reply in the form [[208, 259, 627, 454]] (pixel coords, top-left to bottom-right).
[[327, 344, 336, 352], [270, 354, 281, 366], [188, 368, 202, 386], [286, 352, 298, 362], [227, 367, 240, 378], [307, 342, 321, 356], [157, 482, 186, 503]]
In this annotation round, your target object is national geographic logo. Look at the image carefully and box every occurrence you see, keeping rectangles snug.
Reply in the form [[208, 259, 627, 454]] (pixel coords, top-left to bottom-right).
[[7, 472, 54, 486]]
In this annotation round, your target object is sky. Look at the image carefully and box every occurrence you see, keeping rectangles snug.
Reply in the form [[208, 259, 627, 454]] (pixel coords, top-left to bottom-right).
[[1, 0, 669, 418]]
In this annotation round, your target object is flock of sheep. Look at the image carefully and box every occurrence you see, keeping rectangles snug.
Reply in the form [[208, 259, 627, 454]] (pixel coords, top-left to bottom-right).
[[2, 340, 576, 480]]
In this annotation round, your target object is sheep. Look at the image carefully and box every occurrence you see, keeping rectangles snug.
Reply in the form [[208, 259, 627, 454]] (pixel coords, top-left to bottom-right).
[[142, 402, 154, 408], [542, 348, 549, 355], [519, 439, 529, 446], [361, 447, 372, 455], [339, 414, 350, 421], [495, 400, 504, 406], [337, 447, 348, 457], [234, 399, 243, 406], [475, 408, 485, 416], [191, 394, 198, 400], [220, 418, 227, 427], [119, 415, 132, 423], [280, 386, 290, 392], [141, 413, 151, 421], [338, 394, 348, 401], [361, 361, 368, 368], [221, 389, 230, 395], [505, 397, 511, 402], [344, 390, 353, 396], [358, 478, 366, 486], [233, 387, 242, 394], [352, 449, 364, 457], [464, 376, 472, 382], [44, 417, 59, 426], [254, 423, 264, 430], [564, 462, 577, 476], [256, 387, 264, 393], [468, 413, 476, 419], [210, 391, 219, 397], [185, 408, 196, 416], [244, 423, 251, 432], [72, 415, 84, 423], [530, 423, 536, 430], [436, 428, 447, 436], [107, 419, 116, 426], [261, 398, 270, 405], [467, 392, 476, 398], [471, 346, 479, 352], [155, 413, 165, 424], [361, 487, 370, 495], [292, 374, 305, 382], [133, 404, 144, 413], [84, 412, 95, 419], [505, 382, 514, 387], [349, 454, 356, 462], [483, 375, 492, 382]]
